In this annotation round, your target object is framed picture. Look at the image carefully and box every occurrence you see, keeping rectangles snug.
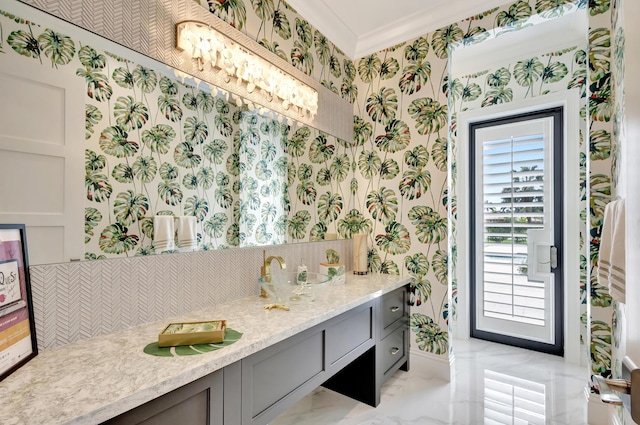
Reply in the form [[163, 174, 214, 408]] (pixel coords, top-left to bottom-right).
[[0, 224, 37, 381]]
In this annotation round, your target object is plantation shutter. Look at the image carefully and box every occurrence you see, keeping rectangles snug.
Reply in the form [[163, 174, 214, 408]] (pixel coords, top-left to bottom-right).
[[481, 132, 546, 326]]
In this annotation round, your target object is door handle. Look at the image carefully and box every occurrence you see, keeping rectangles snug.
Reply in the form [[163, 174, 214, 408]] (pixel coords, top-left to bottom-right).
[[390, 306, 400, 313], [593, 368, 640, 422], [550, 246, 557, 270]]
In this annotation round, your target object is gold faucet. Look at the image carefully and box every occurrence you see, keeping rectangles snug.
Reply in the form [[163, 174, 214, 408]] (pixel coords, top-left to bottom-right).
[[261, 250, 286, 297], [261, 250, 286, 282]]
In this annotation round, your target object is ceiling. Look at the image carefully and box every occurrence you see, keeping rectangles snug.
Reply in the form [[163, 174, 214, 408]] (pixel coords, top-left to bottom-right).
[[285, 0, 517, 59]]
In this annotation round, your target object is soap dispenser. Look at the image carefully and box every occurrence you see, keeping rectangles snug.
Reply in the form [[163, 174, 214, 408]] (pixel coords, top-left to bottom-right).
[[297, 258, 308, 286]]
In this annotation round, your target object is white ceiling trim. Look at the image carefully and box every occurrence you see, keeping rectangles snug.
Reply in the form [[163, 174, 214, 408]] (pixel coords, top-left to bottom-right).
[[286, 0, 516, 59], [285, 0, 359, 58]]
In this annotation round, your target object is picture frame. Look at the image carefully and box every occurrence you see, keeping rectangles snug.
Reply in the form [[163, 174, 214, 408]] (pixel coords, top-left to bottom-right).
[[0, 224, 37, 381]]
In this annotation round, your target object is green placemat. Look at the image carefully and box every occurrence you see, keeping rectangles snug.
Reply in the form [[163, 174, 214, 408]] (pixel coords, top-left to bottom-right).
[[143, 328, 243, 357]]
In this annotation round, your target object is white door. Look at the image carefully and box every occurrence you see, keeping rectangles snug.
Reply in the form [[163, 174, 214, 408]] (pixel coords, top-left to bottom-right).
[[470, 108, 563, 355], [0, 53, 84, 264]]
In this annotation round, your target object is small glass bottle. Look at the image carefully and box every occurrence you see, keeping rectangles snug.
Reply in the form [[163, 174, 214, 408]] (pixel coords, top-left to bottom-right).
[[297, 258, 308, 286]]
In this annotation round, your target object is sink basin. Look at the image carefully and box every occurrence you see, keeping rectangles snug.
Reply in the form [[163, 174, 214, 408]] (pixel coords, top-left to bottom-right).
[[259, 271, 330, 304]]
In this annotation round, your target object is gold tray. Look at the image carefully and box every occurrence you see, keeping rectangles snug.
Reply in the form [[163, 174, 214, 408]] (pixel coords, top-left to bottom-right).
[[158, 320, 226, 347]]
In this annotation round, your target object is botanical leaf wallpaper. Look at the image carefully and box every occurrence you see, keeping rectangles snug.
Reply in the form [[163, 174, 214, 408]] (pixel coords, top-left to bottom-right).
[[0, 8, 352, 259], [195, 0, 355, 103], [0, 0, 621, 375]]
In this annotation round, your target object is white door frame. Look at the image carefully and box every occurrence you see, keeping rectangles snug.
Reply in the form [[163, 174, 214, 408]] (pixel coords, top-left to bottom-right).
[[454, 89, 582, 365]]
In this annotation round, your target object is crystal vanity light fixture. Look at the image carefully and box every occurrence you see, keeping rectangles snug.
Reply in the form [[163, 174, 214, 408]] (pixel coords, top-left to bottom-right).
[[176, 20, 318, 118]]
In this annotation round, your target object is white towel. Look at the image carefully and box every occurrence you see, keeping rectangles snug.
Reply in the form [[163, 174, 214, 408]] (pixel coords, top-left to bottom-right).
[[609, 199, 626, 303], [153, 215, 175, 252], [177, 216, 198, 251]]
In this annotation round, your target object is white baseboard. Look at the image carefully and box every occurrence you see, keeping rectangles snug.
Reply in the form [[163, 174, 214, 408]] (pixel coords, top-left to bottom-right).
[[410, 349, 454, 382]]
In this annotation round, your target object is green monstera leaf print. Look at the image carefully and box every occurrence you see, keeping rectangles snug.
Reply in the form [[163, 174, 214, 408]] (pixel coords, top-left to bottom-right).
[[399, 167, 431, 200], [380, 159, 400, 180], [589, 72, 612, 122], [495, 0, 532, 28], [486, 67, 512, 88], [288, 127, 311, 158], [411, 313, 448, 354], [314, 30, 331, 66], [482, 86, 514, 107], [375, 119, 411, 153], [366, 187, 398, 224], [184, 196, 209, 222], [404, 252, 430, 277], [184, 117, 209, 146], [317, 192, 343, 223], [408, 97, 447, 136], [159, 76, 179, 96], [37, 29, 75, 67], [404, 145, 430, 168], [329, 55, 342, 79], [380, 261, 400, 275], [380, 57, 400, 80], [271, 9, 291, 40], [291, 39, 314, 76], [85, 104, 103, 140], [330, 154, 350, 182], [78, 45, 105, 69], [590, 274, 612, 308], [358, 150, 382, 179], [100, 126, 138, 158], [157, 95, 183, 123], [111, 164, 134, 184], [112, 67, 134, 89], [296, 180, 317, 206], [158, 181, 183, 206], [114, 190, 149, 225], [432, 250, 448, 284], [132, 65, 157, 94], [210, 0, 247, 29], [589, 130, 611, 161], [86, 168, 112, 202], [174, 142, 202, 169], [590, 320, 612, 375], [366, 87, 398, 124], [298, 163, 313, 181], [514, 57, 544, 94], [431, 24, 464, 59], [357, 54, 382, 84], [8, 29, 40, 59], [142, 124, 175, 155], [132, 156, 158, 183], [99, 223, 139, 254], [288, 210, 311, 240], [76, 67, 113, 101], [309, 133, 335, 164], [159, 162, 179, 181], [114, 96, 149, 130], [409, 205, 447, 244], [535, 0, 574, 19], [431, 138, 447, 172], [337, 209, 372, 239], [316, 168, 331, 187], [590, 174, 611, 227], [85, 207, 103, 243], [404, 37, 429, 61], [354, 116, 373, 147], [376, 221, 411, 255]]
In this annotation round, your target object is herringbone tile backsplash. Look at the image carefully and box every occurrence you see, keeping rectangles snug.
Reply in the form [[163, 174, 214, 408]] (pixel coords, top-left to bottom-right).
[[30, 240, 352, 350]]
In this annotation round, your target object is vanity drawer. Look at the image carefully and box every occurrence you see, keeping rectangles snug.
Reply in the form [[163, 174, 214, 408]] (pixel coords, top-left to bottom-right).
[[379, 326, 407, 378], [326, 303, 373, 367], [381, 287, 407, 336]]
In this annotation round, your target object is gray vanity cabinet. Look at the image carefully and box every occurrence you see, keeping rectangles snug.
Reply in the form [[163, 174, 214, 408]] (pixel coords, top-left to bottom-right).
[[100, 285, 408, 425], [103, 369, 224, 425], [238, 301, 376, 425]]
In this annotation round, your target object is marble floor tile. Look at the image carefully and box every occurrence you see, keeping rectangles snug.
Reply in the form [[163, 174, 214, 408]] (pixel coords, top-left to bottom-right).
[[270, 338, 590, 425]]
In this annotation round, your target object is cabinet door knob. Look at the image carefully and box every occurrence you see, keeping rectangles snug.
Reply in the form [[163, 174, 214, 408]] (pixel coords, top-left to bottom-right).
[[390, 347, 400, 355], [390, 306, 400, 312]]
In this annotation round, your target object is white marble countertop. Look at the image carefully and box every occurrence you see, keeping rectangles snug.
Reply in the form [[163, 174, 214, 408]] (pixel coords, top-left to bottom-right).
[[0, 273, 409, 425]]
